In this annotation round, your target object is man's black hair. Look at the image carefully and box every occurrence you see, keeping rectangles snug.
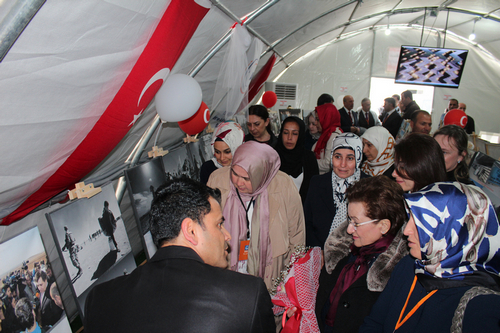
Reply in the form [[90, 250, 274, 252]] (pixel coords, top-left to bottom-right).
[[317, 93, 334, 106], [149, 176, 221, 247], [410, 110, 430, 123], [384, 97, 396, 108]]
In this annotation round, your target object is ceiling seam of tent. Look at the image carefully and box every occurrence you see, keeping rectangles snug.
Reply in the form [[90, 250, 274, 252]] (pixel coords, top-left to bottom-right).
[[338, 0, 362, 38], [447, 7, 500, 29], [209, 0, 288, 66], [274, 6, 500, 67], [189, 0, 284, 78], [370, 0, 404, 28], [261, 0, 358, 59]]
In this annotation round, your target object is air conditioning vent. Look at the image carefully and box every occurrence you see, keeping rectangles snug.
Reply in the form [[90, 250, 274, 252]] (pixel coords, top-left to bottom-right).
[[275, 84, 297, 99], [264, 82, 298, 108]]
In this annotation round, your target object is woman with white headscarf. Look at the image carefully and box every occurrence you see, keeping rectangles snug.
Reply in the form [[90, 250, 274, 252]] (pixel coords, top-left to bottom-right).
[[304, 133, 363, 249], [360, 182, 500, 332], [207, 141, 305, 289], [360, 126, 395, 179], [200, 121, 245, 184]]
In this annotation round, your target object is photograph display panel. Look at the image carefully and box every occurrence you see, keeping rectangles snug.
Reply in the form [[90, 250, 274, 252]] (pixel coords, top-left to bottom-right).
[[124, 157, 167, 258], [47, 184, 131, 299], [0, 227, 71, 332]]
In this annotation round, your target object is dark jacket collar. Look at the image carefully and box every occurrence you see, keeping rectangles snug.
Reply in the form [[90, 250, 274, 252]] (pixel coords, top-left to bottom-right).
[[149, 245, 204, 264]]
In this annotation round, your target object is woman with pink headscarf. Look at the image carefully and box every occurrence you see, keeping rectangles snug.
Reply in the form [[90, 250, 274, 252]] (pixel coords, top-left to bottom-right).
[[207, 141, 305, 289]]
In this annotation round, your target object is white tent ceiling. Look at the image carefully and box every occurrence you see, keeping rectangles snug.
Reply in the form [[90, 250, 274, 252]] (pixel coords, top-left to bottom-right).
[[1, 0, 499, 224]]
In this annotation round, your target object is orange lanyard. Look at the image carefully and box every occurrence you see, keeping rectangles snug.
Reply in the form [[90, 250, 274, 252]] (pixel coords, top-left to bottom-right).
[[394, 275, 437, 331]]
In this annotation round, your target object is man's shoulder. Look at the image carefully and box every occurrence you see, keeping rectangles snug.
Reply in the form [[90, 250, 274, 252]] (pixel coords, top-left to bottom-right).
[[91, 246, 265, 292], [389, 111, 402, 120]]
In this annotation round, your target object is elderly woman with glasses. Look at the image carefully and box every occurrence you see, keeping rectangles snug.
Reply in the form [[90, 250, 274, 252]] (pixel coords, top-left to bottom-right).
[[315, 175, 408, 333]]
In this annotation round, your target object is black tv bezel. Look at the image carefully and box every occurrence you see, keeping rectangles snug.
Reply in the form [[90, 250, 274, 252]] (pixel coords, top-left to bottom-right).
[[394, 45, 468, 89]]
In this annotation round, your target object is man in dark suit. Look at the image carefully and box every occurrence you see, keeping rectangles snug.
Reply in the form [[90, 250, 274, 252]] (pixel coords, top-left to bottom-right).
[[338, 95, 360, 134], [84, 177, 275, 333], [357, 98, 381, 130], [381, 97, 402, 138], [35, 271, 63, 328]]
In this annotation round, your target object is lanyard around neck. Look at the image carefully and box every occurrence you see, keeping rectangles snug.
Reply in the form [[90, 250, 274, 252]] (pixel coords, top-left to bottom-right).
[[394, 275, 437, 331], [235, 189, 254, 239]]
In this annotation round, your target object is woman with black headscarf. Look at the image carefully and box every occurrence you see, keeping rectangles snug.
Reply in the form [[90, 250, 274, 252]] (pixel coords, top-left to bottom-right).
[[274, 117, 319, 203]]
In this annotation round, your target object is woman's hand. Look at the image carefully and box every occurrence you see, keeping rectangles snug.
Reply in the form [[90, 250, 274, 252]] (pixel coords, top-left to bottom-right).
[[286, 306, 298, 319]]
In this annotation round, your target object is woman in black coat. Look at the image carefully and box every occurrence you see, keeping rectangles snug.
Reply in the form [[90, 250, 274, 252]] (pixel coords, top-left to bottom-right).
[[274, 116, 318, 203], [304, 133, 362, 249]]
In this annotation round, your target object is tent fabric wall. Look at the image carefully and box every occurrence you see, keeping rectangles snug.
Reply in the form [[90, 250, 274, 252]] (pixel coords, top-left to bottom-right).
[[274, 32, 373, 111], [0, 0, 167, 220]]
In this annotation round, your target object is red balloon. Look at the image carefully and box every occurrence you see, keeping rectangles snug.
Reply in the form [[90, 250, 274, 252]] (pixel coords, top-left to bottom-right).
[[178, 102, 210, 135], [444, 109, 468, 128], [262, 91, 277, 108]]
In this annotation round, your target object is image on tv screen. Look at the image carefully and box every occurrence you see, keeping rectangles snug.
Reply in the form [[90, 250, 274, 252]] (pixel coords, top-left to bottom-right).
[[395, 46, 468, 88]]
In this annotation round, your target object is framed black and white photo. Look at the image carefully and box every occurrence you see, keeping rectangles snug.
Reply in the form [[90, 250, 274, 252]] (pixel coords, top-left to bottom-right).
[[46, 184, 132, 302], [124, 157, 168, 259], [0, 227, 72, 332], [162, 144, 194, 179]]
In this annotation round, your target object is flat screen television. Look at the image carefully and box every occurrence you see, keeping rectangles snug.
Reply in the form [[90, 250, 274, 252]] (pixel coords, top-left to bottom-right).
[[395, 45, 468, 88]]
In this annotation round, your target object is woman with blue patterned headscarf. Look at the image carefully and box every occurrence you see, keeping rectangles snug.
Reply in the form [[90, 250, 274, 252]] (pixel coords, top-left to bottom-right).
[[304, 133, 363, 249], [360, 182, 500, 333]]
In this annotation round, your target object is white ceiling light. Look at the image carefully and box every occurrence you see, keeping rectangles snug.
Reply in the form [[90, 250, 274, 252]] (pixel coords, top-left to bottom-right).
[[469, 19, 477, 41], [385, 15, 391, 35]]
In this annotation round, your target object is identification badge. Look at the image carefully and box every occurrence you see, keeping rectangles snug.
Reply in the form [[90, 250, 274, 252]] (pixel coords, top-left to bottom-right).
[[239, 240, 250, 261]]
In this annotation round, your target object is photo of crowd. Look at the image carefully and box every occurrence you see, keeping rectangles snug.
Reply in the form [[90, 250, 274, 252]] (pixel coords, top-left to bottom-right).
[[0, 227, 68, 333]]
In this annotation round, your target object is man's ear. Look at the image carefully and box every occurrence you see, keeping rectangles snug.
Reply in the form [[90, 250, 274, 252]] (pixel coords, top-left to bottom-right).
[[180, 218, 199, 246]]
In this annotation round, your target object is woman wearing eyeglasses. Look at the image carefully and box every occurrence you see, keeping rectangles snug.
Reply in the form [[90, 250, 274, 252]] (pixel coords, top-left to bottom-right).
[[315, 175, 408, 333], [360, 182, 500, 332]]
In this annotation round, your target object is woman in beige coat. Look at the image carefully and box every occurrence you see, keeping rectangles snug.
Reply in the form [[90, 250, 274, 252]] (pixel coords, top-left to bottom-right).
[[208, 140, 305, 289]]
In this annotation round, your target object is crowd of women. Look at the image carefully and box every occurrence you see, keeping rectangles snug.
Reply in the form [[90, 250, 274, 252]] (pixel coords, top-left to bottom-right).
[[199, 101, 500, 333]]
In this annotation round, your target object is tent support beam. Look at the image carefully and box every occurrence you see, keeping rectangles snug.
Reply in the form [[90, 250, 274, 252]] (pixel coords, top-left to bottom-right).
[[116, 115, 161, 203], [209, 0, 288, 66]]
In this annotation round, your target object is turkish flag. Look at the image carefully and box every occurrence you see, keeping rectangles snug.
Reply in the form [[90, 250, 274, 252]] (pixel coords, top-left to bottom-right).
[[2, 0, 210, 225]]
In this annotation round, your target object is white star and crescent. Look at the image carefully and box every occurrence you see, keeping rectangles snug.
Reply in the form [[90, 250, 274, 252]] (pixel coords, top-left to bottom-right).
[[129, 68, 171, 127]]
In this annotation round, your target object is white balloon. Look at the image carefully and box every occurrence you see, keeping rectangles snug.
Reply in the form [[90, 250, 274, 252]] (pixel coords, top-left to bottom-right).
[[155, 74, 202, 122]]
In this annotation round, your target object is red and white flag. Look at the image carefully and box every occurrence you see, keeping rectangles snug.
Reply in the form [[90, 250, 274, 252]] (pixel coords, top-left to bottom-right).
[[2, 0, 210, 224]]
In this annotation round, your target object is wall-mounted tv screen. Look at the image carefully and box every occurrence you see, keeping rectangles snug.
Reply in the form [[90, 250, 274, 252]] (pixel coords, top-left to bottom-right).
[[395, 46, 468, 89]]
